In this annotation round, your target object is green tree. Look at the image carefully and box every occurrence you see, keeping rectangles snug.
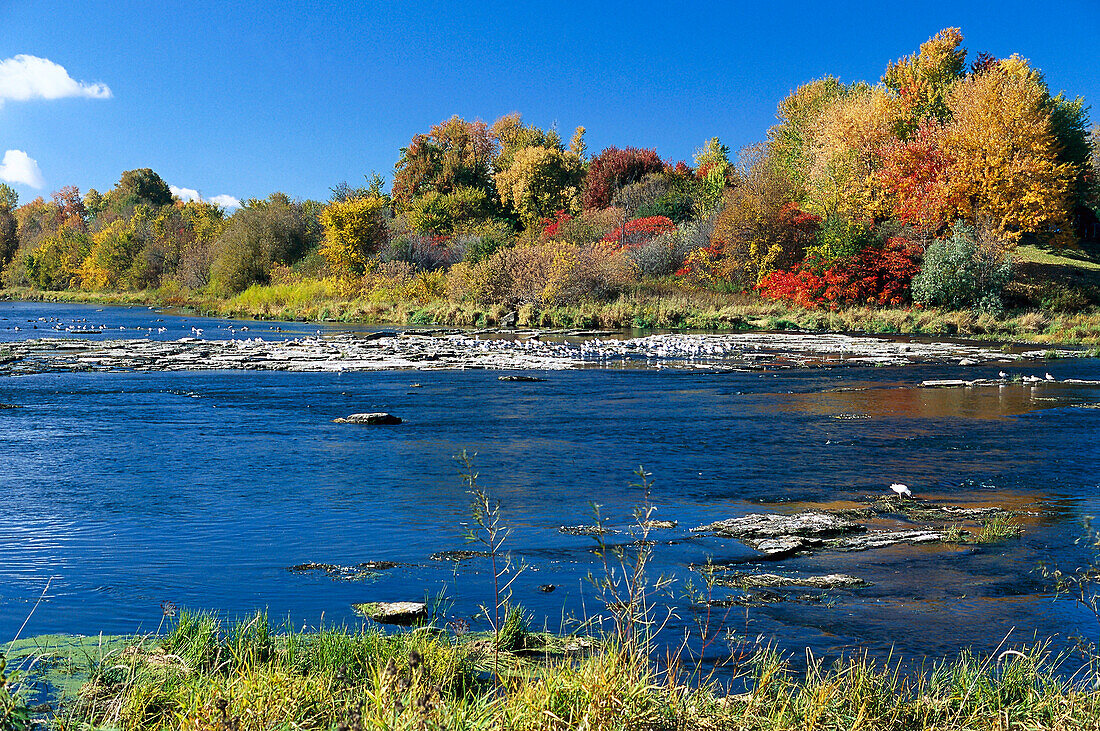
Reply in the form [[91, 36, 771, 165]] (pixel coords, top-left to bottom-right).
[[209, 193, 321, 294], [0, 184, 17, 211], [0, 184, 16, 268], [391, 116, 497, 206]]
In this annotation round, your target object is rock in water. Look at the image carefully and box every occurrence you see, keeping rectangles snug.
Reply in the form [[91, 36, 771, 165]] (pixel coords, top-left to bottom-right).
[[498, 375, 546, 382], [352, 601, 428, 625], [333, 412, 402, 425], [692, 511, 865, 558]]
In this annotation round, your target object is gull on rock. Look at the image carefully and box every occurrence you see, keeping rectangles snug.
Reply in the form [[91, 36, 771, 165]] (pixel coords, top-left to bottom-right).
[[889, 483, 912, 498]]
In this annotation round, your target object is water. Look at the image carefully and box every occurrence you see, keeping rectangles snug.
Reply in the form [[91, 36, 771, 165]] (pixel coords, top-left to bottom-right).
[[2, 301, 1099, 670]]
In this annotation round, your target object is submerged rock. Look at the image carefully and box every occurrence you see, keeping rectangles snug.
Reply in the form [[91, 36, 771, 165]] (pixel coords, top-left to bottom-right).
[[559, 525, 614, 536], [333, 412, 402, 425], [498, 375, 547, 382], [288, 563, 382, 581], [429, 549, 492, 562], [641, 519, 677, 530], [352, 601, 428, 625]]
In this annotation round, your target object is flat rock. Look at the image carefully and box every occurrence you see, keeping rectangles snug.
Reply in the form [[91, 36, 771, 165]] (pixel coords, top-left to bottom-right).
[[712, 572, 869, 589], [429, 549, 492, 562], [833, 529, 946, 551], [352, 601, 428, 625], [693, 511, 864, 540], [498, 375, 547, 382], [333, 412, 402, 425]]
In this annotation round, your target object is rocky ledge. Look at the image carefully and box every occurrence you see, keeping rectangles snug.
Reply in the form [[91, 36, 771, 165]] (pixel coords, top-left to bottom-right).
[[0, 329, 1071, 375]]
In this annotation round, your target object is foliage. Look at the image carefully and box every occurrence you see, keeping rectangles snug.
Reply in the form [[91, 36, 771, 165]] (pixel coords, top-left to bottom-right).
[[0, 655, 30, 731], [757, 236, 922, 308], [391, 115, 497, 206], [692, 137, 734, 212], [0, 184, 17, 212], [319, 195, 390, 276], [600, 215, 675, 248], [627, 216, 714, 277], [942, 63, 1076, 245], [493, 145, 583, 228], [883, 27, 967, 133], [447, 240, 631, 307], [912, 221, 1013, 313], [581, 147, 665, 210], [405, 186, 492, 235]]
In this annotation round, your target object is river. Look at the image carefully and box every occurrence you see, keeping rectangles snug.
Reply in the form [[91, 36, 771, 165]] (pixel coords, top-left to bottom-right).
[[1, 301, 1098, 671]]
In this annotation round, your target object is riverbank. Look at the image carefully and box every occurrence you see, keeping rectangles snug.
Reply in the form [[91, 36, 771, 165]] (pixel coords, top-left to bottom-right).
[[6, 614, 1099, 731], [5, 284, 1100, 347]]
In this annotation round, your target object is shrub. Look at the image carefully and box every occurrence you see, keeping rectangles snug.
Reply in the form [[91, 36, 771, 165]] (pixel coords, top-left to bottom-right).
[[601, 216, 675, 248], [756, 237, 922, 308], [319, 195, 390, 276], [447, 241, 631, 307], [627, 216, 714, 277], [911, 221, 1013, 313]]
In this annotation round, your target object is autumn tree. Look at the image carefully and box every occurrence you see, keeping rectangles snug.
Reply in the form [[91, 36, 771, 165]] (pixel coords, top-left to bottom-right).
[[883, 27, 967, 134], [391, 116, 497, 207], [693, 137, 734, 211], [703, 146, 820, 286], [582, 147, 665, 210], [494, 145, 583, 227], [877, 120, 960, 234], [0, 184, 17, 268], [319, 195, 390, 275], [941, 63, 1076, 244], [767, 76, 847, 196]]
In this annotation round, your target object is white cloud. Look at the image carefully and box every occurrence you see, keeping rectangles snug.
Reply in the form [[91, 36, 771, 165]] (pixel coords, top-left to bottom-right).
[[207, 194, 241, 210], [0, 149, 45, 188], [0, 54, 111, 104], [170, 185, 241, 210], [169, 185, 201, 203]]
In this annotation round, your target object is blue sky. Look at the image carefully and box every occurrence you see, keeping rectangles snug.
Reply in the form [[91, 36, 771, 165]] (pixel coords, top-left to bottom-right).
[[1, 0, 1097, 207]]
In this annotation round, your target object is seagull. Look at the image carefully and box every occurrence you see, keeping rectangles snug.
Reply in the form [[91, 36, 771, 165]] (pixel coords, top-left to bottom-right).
[[998, 371, 1008, 379], [889, 483, 912, 498], [1045, 373, 1054, 381]]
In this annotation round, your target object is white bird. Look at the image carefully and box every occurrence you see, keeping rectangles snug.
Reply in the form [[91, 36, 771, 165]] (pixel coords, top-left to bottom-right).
[[889, 483, 912, 498], [998, 371, 1008, 379], [1045, 373, 1054, 381]]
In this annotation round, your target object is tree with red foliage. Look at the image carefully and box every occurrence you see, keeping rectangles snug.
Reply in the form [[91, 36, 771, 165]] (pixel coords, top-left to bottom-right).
[[582, 147, 665, 210], [540, 209, 572, 238], [877, 121, 960, 234]]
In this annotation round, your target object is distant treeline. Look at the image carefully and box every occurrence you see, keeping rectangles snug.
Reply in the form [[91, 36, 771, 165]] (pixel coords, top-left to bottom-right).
[[1, 28, 1097, 314]]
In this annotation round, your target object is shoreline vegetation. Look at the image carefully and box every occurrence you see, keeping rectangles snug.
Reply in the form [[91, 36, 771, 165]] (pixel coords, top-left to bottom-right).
[[5, 617, 1100, 731], [6, 283, 1100, 348]]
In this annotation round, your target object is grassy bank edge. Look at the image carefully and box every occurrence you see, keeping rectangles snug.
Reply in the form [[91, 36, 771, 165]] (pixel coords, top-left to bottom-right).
[[5, 284, 1100, 348], [6, 615, 1100, 731]]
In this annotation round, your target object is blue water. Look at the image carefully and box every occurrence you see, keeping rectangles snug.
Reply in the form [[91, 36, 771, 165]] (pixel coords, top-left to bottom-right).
[[2, 301, 1099, 668]]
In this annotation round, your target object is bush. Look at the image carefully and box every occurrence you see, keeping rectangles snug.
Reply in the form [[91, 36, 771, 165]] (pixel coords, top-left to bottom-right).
[[448, 241, 632, 306], [627, 216, 714, 277], [911, 221, 1013, 313]]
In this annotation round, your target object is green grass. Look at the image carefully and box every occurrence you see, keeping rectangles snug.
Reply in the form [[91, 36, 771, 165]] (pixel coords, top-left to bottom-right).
[[11, 611, 1099, 731]]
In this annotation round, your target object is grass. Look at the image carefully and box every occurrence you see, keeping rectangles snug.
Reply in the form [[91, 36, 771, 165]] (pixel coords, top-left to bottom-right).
[[6, 282, 1100, 346], [10, 612, 1099, 731]]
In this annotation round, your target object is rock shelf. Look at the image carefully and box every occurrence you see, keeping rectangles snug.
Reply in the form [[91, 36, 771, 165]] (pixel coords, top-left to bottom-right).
[[0, 329, 1068, 375]]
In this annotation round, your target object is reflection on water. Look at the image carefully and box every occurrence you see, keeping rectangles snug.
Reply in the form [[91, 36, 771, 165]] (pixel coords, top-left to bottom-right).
[[1, 302, 1099, 672]]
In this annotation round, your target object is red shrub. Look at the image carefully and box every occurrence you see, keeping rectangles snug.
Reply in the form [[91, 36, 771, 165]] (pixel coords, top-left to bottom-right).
[[540, 209, 572, 239], [757, 237, 922, 308], [601, 215, 675, 248]]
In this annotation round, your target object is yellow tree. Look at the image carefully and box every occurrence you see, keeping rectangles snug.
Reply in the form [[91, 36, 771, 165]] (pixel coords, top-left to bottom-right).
[[804, 84, 901, 222], [493, 145, 583, 228], [943, 64, 1076, 244], [319, 196, 390, 275], [883, 27, 967, 134]]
